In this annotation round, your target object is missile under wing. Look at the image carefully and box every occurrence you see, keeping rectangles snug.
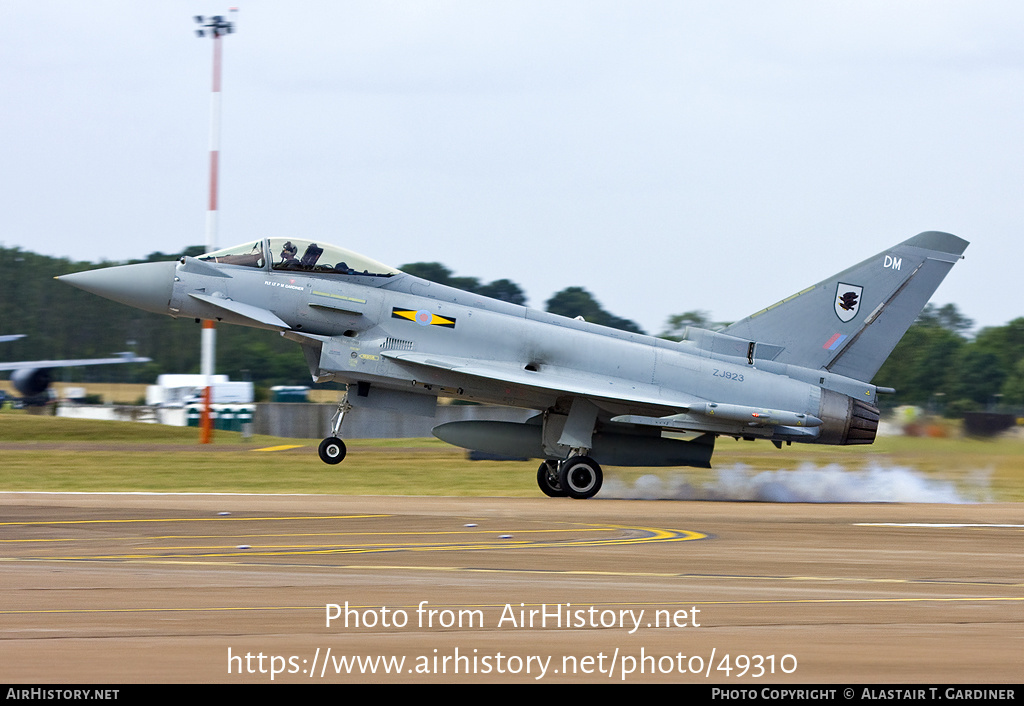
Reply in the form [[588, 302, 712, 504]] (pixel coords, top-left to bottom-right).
[[58, 232, 968, 499]]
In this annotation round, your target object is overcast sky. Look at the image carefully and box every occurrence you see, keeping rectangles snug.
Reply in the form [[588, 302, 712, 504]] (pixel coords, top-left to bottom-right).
[[2, 1, 1021, 334]]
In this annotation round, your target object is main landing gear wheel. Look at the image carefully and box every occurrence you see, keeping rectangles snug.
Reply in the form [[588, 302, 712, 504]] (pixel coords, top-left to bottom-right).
[[318, 437, 347, 464], [558, 456, 603, 500], [536, 461, 568, 498]]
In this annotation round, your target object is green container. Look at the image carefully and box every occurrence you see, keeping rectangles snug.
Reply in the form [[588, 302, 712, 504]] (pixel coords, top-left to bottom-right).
[[215, 406, 234, 431]]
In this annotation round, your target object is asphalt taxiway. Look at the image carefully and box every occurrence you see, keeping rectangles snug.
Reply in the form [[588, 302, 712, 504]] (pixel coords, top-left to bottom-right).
[[1, 493, 1020, 683]]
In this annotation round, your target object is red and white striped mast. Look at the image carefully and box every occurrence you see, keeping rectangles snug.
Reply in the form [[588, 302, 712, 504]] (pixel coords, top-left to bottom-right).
[[194, 10, 236, 444]]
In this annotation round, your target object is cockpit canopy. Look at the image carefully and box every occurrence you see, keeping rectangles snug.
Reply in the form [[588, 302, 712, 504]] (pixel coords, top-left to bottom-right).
[[197, 238, 399, 277]]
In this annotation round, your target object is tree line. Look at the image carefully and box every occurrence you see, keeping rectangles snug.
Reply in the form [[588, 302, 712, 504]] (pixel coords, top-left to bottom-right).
[[1, 245, 1019, 415]]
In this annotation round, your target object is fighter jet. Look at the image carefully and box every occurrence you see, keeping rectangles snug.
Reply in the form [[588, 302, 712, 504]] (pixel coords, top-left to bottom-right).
[[58, 231, 967, 499]]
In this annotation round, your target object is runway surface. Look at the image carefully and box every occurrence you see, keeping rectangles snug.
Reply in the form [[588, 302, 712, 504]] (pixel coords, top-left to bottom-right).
[[0, 493, 1021, 683]]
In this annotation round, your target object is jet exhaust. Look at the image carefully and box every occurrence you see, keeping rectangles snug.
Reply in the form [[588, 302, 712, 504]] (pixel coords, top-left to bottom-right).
[[816, 390, 880, 445]]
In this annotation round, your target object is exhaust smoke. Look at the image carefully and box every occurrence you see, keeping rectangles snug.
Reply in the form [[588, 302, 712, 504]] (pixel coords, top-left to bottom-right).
[[600, 462, 988, 503]]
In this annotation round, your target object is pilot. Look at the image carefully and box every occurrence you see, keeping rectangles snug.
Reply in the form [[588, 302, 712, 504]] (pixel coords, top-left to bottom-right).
[[279, 241, 299, 269]]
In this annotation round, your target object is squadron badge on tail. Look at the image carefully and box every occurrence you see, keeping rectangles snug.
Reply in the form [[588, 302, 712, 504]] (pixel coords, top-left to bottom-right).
[[834, 283, 863, 322]]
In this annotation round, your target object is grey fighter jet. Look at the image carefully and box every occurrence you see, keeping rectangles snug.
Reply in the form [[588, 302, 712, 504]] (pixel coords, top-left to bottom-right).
[[58, 232, 967, 499]]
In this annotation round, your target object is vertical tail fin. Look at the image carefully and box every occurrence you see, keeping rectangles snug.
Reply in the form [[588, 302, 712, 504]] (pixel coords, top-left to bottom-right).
[[722, 231, 969, 382]]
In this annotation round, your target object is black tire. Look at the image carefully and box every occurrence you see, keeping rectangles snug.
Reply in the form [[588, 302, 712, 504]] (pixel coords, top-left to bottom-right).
[[558, 456, 603, 499], [536, 461, 568, 498], [318, 437, 346, 464]]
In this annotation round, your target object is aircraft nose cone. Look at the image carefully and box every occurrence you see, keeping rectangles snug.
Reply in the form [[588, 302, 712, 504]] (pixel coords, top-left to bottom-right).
[[58, 261, 177, 315]]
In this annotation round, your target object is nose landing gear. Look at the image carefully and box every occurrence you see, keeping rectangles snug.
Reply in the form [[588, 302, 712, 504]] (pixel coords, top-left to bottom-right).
[[318, 396, 351, 465]]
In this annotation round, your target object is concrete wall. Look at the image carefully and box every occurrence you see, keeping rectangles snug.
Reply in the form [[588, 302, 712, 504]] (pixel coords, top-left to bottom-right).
[[253, 403, 536, 439], [52, 401, 535, 440]]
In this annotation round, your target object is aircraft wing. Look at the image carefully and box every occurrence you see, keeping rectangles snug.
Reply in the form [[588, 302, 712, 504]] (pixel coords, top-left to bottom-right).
[[380, 351, 702, 412], [382, 351, 822, 437], [0, 354, 151, 372]]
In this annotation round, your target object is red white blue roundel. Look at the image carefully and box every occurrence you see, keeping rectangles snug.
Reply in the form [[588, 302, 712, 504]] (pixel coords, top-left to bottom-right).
[[834, 283, 863, 323], [391, 307, 457, 328]]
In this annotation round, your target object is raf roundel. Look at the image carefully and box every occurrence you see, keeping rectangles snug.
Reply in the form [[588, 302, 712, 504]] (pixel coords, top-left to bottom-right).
[[391, 307, 457, 328]]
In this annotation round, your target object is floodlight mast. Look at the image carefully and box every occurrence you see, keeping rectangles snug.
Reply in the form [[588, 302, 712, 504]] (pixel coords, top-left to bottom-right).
[[194, 9, 236, 444]]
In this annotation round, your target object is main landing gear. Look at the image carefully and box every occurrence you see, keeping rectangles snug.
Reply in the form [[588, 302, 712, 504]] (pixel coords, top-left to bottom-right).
[[536, 461, 566, 497], [536, 455, 603, 500], [318, 396, 352, 465]]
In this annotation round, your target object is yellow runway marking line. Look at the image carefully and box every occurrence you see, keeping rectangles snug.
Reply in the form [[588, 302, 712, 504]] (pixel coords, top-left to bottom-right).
[[252, 445, 305, 452], [2, 525, 706, 559], [0, 527, 621, 543], [0, 516, 706, 558], [2, 556, 1019, 591], [0, 514, 390, 527], [127, 529, 628, 551], [13, 535, 706, 559]]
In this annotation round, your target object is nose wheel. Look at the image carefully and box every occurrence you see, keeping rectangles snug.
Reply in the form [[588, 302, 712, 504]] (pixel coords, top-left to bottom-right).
[[318, 437, 347, 464]]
